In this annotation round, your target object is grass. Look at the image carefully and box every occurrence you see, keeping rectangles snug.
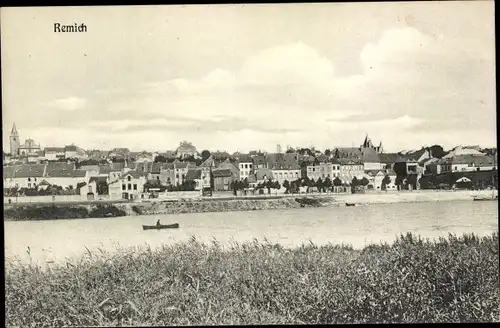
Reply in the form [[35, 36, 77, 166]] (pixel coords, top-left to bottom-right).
[[5, 232, 499, 326], [3, 204, 127, 220]]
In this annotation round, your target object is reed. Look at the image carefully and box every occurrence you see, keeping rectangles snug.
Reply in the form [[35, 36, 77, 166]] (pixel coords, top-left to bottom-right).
[[5, 232, 499, 326]]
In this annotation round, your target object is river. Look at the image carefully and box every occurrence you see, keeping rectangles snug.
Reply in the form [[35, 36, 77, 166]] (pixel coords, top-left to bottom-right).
[[4, 200, 498, 265]]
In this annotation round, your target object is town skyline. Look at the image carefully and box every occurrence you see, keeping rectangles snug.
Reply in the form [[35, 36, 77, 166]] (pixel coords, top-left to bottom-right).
[[2, 3, 496, 153]]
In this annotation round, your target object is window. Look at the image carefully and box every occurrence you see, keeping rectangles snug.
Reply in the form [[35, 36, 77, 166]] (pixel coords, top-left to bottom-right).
[[28, 183, 31, 188], [133, 184, 137, 190], [128, 183, 132, 190], [157, 176, 160, 180], [128, 176, 131, 181], [28, 178, 31, 182]]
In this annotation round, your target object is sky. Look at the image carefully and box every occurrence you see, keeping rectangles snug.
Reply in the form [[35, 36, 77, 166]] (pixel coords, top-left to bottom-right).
[[1, 2, 496, 154]]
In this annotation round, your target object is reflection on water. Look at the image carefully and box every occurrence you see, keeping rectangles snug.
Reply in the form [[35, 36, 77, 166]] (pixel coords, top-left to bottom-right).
[[4, 200, 498, 264]]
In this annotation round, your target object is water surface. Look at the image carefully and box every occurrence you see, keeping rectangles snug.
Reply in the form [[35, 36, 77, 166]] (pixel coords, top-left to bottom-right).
[[4, 200, 498, 264]]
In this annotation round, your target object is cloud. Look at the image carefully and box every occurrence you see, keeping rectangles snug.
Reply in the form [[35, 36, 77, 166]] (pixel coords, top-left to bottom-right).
[[48, 97, 86, 111], [15, 22, 493, 153]]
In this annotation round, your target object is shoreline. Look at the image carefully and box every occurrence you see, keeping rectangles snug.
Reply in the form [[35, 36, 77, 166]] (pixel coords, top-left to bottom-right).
[[3, 190, 497, 221]]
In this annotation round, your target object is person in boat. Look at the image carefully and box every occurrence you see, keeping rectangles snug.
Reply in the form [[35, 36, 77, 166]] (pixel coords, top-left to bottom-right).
[[156, 219, 161, 226]]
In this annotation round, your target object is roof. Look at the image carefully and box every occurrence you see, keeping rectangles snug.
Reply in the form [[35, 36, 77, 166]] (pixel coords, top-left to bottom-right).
[[38, 179, 51, 186], [185, 169, 202, 180], [121, 170, 144, 179], [236, 154, 253, 164], [378, 153, 406, 164], [360, 148, 381, 163], [44, 147, 65, 153], [315, 154, 330, 163], [451, 155, 494, 166], [212, 168, 232, 178], [12, 164, 46, 178], [3, 166, 15, 179], [252, 155, 267, 166], [79, 165, 100, 171], [46, 169, 87, 178], [267, 153, 299, 170], [173, 162, 190, 169], [89, 176, 108, 184], [338, 158, 363, 165], [135, 162, 153, 173], [334, 147, 362, 159], [255, 168, 273, 180], [46, 162, 75, 171], [65, 145, 78, 152]]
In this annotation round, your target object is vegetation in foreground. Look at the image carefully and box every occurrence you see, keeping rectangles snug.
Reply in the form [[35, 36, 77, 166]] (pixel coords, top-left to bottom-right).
[[5, 232, 499, 326], [3, 204, 127, 220]]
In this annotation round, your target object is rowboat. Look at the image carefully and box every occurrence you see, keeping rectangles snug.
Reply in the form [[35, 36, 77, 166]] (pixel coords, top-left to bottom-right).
[[345, 203, 356, 207], [142, 223, 179, 230], [473, 195, 498, 202]]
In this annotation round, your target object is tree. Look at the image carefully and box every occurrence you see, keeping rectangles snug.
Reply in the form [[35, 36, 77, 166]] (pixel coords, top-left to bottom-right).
[[154, 155, 167, 163], [201, 150, 211, 162], [243, 177, 249, 189], [324, 176, 332, 192], [395, 175, 405, 189], [429, 145, 446, 159], [286, 148, 295, 154], [407, 174, 418, 190], [308, 178, 315, 188], [382, 175, 391, 190], [283, 180, 290, 194], [324, 149, 331, 157], [273, 181, 281, 190], [316, 177, 324, 192], [333, 177, 343, 187], [360, 177, 370, 187]]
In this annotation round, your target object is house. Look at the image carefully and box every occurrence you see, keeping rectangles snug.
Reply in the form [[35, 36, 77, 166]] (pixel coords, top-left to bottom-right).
[[79, 164, 100, 177], [372, 170, 397, 191], [212, 168, 233, 191], [252, 155, 268, 169], [271, 166, 301, 184], [176, 141, 198, 158], [360, 147, 383, 171], [64, 144, 86, 160], [217, 159, 240, 180], [3, 166, 16, 188], [9, 164, 46, 189], [449, 155, 496, 172], [237, 155, 254, 180], [185, 168, 211, 191], [378, 153, 406, 171], [37, 179, 51, 191], [44, 167, 88, 189], [307, 162, 341, 181], [444, 145, 486, 158], [118, 171, 147, 200], [338, 159, 364, 184], [43, 147, 65, 161], [79, 176, 109, 199], [255, 168, 273, 183]]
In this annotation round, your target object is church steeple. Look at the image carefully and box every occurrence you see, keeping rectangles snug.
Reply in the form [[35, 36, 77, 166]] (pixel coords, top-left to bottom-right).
[[11, 123, 18, 136], [9, 123, 20, 156]]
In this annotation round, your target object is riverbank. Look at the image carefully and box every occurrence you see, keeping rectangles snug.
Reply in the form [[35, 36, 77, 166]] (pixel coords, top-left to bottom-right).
[[5, 232, 499, 325], [3, 190, 496, 221]]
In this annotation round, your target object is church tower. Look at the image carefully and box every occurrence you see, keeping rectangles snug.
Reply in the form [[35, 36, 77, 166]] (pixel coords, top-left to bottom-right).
[[9, 123, 20, 157]]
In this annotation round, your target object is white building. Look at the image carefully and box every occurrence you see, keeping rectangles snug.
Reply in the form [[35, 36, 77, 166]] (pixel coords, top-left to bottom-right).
[[306, 162, 341, 180], [117, 171, 147, 200]]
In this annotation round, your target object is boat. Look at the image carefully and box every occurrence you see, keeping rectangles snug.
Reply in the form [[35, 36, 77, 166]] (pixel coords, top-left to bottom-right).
[[345, 203, 356, 207], [142, 223, 180, 230]]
